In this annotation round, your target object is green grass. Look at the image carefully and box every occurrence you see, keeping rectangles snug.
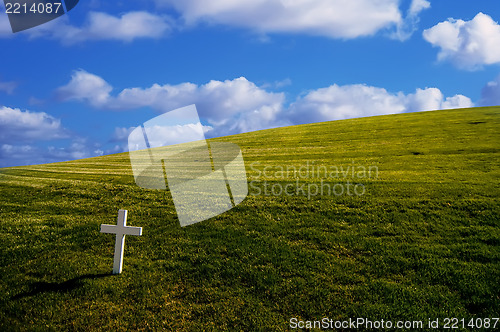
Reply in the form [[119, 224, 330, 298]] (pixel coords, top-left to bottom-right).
[[0, 107, 499, 331]]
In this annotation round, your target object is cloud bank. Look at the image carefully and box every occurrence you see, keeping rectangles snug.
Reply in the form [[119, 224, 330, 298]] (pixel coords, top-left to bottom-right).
[[157, 0, 428, 40], [57, 70, 286, 135], [1, 0, 431, 43], [57, 70, 474, 139]]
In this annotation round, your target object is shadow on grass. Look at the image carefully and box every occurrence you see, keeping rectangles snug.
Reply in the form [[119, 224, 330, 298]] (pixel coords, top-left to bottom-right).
[[12, 273, 113, 300]]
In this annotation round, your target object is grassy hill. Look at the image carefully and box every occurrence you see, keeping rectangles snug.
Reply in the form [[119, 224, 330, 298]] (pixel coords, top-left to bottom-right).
[[0, 107, 499, 330]]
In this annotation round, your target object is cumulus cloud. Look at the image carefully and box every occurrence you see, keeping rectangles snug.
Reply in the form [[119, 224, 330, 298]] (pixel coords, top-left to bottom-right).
[[57, 70, 286, 136], [79, 11, 170, 42], [441, 94, 475, 110], [423, 12, 500, 70], [480, 74, 500, 106], [289, 84, 404, 123], [0, 106, 91, 167], [116, 77, 286, 133], [56, 70, 113, 107], [289, 84, 473, 123], [4, 11, 171, 43], [0, 106, 68, 142], [404, 87, 474, 111], [157, 0, 403, 39]]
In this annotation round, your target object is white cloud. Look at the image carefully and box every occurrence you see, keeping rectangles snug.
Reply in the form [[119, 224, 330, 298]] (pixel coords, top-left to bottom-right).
[[289, 84, 473, 123], [56, 70, 113, 107], [289, 84, 404, 123], [82, 11, 170, 41], [423, 12, 500, 70], [112, 127, 137, 142], [404, 87, 473, 111], [404, 87, 444, 112], [442, 94, 474, 110], [157, 0, 403, 39], [113, 124, 213, 150], [409, 0, 431, 16], [391, 0, 431, 41], [480, 74, 500, 106], [145, 123, 214, 147], [57, 70, 286, 136], [3, 11, 171, 43], [0, 106, 68, 142]]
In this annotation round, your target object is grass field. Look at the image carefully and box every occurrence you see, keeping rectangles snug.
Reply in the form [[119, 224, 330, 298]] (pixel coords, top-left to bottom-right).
[[0, 107, 499, 331]]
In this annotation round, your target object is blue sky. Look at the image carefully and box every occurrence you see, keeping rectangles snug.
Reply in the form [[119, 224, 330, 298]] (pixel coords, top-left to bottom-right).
[[0, 0, 499, 167]]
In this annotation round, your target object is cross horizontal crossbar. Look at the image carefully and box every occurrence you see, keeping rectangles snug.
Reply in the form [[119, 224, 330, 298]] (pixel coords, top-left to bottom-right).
[[100, 224, 142, 236]]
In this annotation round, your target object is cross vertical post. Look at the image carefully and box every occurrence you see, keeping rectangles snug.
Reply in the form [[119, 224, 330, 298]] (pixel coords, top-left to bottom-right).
[[100, 210, 142, 274]]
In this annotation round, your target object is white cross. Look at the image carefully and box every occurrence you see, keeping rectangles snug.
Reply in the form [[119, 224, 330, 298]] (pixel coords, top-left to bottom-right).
[[100, 210, 142, 274]]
